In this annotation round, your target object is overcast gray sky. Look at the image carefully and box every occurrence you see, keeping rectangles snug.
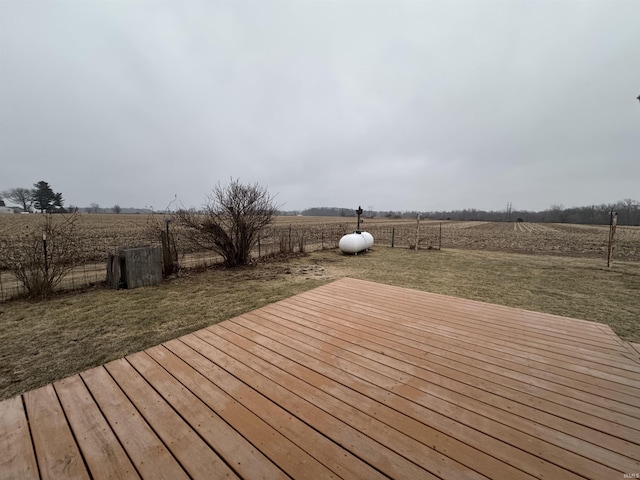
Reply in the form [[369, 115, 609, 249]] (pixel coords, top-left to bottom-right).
[[1, 0, 639, 213]]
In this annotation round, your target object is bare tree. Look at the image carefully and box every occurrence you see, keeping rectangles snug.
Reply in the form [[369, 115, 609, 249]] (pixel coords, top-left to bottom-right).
[[620, 198, 639, 225], [89, 203, 100, 214], [175, 179, 278, 267], [112, 204, 122, 214], [1, 187, 35, 212]]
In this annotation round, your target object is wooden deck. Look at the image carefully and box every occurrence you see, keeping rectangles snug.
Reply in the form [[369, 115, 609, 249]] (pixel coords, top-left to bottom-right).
[[2, 277, 639, 479]]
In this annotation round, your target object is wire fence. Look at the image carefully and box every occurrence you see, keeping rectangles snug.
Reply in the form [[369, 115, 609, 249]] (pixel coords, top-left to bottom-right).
[[2, 219, 629, 301], [0, 221, 449, 301]]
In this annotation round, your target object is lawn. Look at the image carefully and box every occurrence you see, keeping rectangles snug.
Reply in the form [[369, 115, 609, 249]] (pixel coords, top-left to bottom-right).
[[1, 246, 638, 401]]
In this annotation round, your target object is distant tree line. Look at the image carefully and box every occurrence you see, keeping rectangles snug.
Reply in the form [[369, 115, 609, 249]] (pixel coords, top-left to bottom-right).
[[426, 199, 639, 225], [281, 199, 640, 225], [299, 207, 358, 217]]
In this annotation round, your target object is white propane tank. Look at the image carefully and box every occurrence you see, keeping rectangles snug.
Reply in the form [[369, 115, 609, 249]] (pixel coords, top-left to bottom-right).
[[361, 231, 374, 249], [339, 231, 374, 254]]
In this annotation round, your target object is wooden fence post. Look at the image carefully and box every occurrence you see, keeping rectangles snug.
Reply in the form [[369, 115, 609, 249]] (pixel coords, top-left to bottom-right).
[[607, 211, 617, 267]]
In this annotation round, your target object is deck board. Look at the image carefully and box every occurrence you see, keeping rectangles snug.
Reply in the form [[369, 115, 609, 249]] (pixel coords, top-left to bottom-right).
[[1, 277, 639, 479], [54, 375, 140, 479], [24, 384, 89, 480], [0, 396, 39, 479]]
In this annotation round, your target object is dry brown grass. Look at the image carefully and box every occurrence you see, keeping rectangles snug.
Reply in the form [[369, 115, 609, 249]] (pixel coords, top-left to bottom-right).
[[1, 245, 639, 401]]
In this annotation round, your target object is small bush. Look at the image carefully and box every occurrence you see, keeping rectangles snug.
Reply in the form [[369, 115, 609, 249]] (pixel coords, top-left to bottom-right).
[[0, 213, 79, 299], [175, 179, 278, 267]]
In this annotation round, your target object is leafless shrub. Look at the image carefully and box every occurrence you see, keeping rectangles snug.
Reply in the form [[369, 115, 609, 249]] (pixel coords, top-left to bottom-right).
[[175, 179, 278, 267], [0, 213, 79, 299]]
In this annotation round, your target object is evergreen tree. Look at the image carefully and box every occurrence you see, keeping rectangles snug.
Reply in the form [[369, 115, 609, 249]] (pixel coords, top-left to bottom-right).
[[32, 181, 63, 212], [53, 192, 64, 207]]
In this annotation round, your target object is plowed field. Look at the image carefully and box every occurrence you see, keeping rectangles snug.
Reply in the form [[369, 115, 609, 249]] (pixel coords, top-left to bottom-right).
[[1, 215, 638, 261], [434, 221, 639, 261]]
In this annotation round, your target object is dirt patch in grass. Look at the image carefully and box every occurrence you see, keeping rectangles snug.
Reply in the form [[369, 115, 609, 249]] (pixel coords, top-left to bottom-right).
[[1, 246, 639, 400]]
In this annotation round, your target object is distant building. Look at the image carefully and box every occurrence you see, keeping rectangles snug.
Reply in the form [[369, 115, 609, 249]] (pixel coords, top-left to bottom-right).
[[0, 200, 18, 213]]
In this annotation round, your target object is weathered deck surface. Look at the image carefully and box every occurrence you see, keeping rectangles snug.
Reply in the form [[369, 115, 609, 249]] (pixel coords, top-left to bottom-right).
[[2, 277, 639, 479]]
